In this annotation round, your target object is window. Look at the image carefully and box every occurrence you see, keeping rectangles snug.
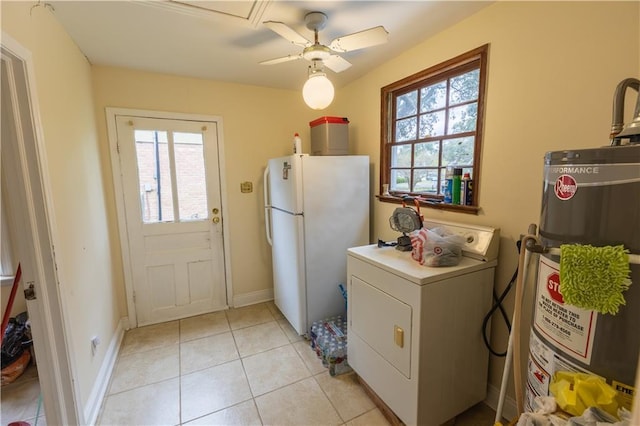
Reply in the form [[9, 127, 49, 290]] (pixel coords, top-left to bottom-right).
[[380, 44, 488, 212], [134, 129, 208, 224]]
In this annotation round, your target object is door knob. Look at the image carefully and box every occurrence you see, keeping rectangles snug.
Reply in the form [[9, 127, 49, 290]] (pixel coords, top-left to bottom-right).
[[212, 217, 220, 224]]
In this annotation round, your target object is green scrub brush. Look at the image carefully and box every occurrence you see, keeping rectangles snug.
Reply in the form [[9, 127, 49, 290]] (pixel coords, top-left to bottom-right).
[[560, 244, 632, 315]]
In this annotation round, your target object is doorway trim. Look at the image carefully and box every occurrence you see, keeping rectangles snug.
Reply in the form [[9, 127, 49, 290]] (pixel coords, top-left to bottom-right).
[[105, 107, 233, 328], [1, 32, 80, 424]]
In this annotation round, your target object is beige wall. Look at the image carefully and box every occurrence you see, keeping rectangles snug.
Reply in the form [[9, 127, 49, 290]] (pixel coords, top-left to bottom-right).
[[3, 0, 638, 417], [1, 1, 121, 419], [337, 0, 639, 405], [91, 66, 330, 310]]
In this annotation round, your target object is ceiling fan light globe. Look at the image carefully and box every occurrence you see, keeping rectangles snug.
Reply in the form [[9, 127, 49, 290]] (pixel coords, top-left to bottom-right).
[[303, 73, 334, 110]]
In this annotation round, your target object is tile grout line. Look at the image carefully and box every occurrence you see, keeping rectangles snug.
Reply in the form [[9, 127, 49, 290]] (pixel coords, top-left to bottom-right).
[[228, 308, 266, 425]]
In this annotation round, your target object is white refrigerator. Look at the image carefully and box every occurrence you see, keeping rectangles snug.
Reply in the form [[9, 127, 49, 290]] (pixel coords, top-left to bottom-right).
[[264, 154, 370, 335]]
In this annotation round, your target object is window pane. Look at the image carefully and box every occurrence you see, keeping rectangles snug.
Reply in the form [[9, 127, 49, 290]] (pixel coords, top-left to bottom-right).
[[135, 130, 174, 223], [419, 111, 445, 138], [439, 167, 448, 195], [413, 169, 439, 193], [395, 117, 417, 142], [447, 102, 477, 135], [449, 69, 479, 105], [442, 136, 475, 166], [391, 144, 412, 167], [414, 142, 439, 167], [174, 132, 208, 221], [390, 169, 410, 191], [420, 81, 446, 113], [396, 91, 417, 119]]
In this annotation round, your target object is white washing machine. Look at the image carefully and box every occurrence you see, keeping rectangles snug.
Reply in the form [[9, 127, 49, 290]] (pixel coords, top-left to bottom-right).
[[346, 219, 500, 425]]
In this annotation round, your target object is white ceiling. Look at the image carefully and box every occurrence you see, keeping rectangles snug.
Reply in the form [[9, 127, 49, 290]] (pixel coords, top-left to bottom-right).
[[50, 1, 492, 91]]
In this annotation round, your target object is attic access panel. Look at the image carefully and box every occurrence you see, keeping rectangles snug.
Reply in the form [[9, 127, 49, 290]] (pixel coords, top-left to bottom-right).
[[163, 1, 269, 26]]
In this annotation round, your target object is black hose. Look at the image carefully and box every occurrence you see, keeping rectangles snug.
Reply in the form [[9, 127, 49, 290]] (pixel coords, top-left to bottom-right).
[[482, 239, 521, 357]]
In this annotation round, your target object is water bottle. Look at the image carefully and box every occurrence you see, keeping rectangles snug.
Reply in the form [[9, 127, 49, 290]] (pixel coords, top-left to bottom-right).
[[293, 133, 302, 154]]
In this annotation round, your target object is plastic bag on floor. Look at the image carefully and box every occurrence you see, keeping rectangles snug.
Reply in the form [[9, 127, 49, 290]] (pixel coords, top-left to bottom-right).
[[567, 406, 630, 425], [516, 396, 567, 426], [550, 372, 619, 418], [1, 350, 31, 386], [1, 312, 32, 369]]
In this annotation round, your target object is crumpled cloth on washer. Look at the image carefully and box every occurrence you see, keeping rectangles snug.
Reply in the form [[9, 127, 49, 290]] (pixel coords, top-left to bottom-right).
[[516, 397, 632, 426]]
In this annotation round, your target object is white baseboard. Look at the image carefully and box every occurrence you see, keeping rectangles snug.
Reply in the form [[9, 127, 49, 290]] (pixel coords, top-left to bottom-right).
[[83, 317, 127, 424], [232, 288, 274, 308], [484, 383, 518, 424]]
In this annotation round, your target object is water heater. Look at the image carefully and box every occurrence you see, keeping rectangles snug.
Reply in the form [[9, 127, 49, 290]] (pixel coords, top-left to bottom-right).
[[525, 145, 640, 412]]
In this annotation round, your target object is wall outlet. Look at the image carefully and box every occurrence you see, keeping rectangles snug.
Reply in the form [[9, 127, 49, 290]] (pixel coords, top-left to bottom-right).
[[240, 181, 253, 193]]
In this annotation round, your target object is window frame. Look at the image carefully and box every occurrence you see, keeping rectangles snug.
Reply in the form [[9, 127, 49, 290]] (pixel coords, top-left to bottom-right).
[[379, 44, 489, 213]]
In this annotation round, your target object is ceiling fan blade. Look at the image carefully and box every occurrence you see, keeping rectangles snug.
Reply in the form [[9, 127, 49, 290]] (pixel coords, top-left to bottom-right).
[[263, 21, 312, 46], [324, 55, 352, 73], [259, 54, 303, 66], [329, 26, 389, 53]]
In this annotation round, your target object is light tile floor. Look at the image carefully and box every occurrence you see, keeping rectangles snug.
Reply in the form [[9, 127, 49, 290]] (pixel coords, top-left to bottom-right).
[[96, 302, 499, 425], [1, 302, 501, 426]]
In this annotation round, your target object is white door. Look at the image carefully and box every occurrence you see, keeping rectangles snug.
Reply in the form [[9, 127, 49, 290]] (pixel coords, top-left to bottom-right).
[[115, 115, 226, 326], [2, 39, 79, 423]]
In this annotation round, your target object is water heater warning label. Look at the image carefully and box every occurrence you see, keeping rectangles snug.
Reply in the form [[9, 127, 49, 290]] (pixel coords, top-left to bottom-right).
[[533, 257, 597, 364]]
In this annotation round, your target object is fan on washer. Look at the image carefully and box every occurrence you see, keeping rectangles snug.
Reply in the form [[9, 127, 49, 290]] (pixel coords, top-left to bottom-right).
[[260, 11, 389, 73], [389, 197, 423, 251]]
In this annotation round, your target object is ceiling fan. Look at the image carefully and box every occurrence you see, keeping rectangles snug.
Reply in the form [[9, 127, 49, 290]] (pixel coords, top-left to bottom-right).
[[260, 11, 389, 73]]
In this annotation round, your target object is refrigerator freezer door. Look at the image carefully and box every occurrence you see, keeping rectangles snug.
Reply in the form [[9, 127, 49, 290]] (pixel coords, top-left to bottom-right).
[[271, 208, 307, 334], [268, 155, 306, 214], [302, 155, 370, 328]]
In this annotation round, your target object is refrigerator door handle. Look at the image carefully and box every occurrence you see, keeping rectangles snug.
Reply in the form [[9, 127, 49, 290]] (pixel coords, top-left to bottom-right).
[[264, 166, 273, 246]]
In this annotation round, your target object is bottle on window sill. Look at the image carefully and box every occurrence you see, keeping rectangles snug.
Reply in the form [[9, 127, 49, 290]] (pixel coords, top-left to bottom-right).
[[443, 166, 454, 203], [461, 173, 473, 206], [452, 168, 462, 205]]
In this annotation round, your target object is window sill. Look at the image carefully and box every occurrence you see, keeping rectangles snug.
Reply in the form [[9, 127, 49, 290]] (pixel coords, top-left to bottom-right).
[[377, 194, 481, 215]]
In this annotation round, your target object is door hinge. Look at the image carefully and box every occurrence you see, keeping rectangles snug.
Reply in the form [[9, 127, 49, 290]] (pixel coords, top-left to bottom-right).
[[132, 291, 136, 302], [24, 282, 36, 300], [116, 143, 120, 154]]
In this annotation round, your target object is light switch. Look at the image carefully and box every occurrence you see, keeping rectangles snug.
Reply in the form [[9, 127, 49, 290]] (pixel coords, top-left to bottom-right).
[[240, 181, 253, 193]]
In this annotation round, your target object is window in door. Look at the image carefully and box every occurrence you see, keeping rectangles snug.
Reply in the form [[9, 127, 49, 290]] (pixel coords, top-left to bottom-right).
[[134, 129, 208, 223], [380, 44, 488, 213]]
